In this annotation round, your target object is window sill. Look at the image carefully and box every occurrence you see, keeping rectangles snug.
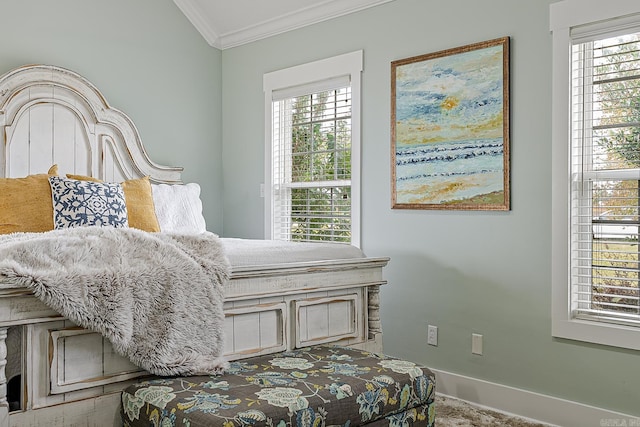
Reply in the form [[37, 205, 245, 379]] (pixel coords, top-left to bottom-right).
[[552, 317, 640, 351]]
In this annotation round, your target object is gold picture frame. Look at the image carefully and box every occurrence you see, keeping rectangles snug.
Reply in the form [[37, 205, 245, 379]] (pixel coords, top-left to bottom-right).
[[391, 37, 510, 210]]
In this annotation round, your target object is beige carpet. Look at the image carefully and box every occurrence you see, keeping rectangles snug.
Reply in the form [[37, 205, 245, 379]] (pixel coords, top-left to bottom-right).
[[436, 394, 550, 427]]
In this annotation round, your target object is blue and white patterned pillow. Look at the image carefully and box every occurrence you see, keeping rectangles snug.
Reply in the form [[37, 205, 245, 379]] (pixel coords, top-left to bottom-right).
[[48, 176, 129, 229]]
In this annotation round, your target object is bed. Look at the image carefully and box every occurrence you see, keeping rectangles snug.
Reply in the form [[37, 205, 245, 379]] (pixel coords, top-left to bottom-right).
[[0, 65, 391, 427]]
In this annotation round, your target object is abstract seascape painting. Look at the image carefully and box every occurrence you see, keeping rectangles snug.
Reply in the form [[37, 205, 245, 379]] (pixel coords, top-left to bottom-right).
[[391, 37, 510, 210]]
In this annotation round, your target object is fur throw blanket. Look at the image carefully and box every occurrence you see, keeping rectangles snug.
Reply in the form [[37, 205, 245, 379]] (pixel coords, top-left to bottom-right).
[[0, 227, 229, 376]]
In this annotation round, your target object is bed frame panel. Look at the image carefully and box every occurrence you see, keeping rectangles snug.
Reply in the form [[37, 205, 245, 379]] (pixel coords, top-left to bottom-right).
[[0, 65, 182, 183], [0, 65, 388, 427]]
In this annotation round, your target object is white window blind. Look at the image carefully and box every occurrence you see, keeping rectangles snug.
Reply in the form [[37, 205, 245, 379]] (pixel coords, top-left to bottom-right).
[[271, 80, 353, 243], [570, 25, 640, 326]]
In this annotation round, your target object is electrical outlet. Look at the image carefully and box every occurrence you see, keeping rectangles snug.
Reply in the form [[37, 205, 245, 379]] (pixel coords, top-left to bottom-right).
[[427, 325, 438, 346], [472, 333, 483, 355]]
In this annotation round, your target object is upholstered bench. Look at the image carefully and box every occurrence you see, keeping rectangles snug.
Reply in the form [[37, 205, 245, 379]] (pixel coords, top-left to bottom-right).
[[121, 345, 436, 427]]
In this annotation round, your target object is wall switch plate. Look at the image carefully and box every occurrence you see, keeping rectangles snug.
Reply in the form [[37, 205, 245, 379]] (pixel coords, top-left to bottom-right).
[[472, 333, 483, 355], [427, 325, 438, 346]]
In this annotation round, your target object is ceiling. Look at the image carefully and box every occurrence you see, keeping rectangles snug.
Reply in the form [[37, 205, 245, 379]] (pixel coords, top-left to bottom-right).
[[172, 0, 395, 50]]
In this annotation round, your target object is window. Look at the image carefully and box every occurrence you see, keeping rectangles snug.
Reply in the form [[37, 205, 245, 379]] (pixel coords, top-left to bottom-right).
[[572, 29, 640, 325], [551, 0, 640, 350], [263, 51, 362, 246]]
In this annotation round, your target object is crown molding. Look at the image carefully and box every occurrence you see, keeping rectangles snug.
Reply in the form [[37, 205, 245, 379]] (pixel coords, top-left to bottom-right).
[[219, 0, 394, 49], [173, 0, 221, 49], [174, 0, 395, 50]]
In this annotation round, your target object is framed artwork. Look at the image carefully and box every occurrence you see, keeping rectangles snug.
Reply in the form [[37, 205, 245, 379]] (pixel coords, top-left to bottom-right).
[[391, 37, 510, 210]]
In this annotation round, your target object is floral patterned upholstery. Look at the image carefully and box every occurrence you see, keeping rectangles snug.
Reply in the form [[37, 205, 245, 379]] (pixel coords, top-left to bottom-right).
[[121, 345, 435, 427]]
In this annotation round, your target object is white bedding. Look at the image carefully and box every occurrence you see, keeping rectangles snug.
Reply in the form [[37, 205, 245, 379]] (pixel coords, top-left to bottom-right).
[[0, 235, 367, 287], [221, 238, 365, 267], [150, 183, 366, 268]]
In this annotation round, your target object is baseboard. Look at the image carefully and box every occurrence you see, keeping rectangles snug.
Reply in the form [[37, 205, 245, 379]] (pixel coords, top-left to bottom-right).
[[433, 369, 638, 427]]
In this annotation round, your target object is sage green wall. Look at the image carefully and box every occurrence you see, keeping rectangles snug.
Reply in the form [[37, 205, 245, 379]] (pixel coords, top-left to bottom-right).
[[222, 0, 640, 416], [0, 0, 224, 233]]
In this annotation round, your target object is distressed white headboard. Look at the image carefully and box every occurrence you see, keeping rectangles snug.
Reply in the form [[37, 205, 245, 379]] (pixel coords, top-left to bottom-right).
[[0, 64, 182, 183]]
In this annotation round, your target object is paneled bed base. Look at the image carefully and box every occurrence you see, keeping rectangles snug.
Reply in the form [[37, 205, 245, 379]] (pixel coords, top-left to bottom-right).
[[121, 345, 436, 427], [0, 258, 388, 427], [1, 342, 387, 427], [2, 345, 391, 427], [7, 393, 123, 427]]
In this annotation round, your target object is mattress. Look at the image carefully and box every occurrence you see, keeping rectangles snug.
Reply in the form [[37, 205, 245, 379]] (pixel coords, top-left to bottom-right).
[[121, 345, 436, 427], [0, 236, 366, 288], [221, 238, 365, 268]]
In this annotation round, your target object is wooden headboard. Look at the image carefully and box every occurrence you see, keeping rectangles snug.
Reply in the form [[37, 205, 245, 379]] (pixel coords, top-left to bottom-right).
[[0, 64, 182, 183]]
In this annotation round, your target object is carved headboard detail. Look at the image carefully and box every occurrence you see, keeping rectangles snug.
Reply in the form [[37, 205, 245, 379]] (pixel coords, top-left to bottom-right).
[[0, 65, 182, 183]]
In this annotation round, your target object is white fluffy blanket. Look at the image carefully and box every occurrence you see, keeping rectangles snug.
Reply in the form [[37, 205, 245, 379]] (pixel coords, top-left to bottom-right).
[[0, 227, 229, 376]]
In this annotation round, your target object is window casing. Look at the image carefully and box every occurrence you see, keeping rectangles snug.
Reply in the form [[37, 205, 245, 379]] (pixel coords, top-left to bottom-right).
[[551, 0, 640, 350], [264, 51, 362, 246]]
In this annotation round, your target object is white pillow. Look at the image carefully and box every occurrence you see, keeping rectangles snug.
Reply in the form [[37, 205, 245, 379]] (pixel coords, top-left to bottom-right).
[[151, 183, 207, 233]]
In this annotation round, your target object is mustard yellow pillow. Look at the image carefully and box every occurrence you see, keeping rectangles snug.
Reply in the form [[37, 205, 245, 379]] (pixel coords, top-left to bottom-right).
[[0, 165, 59, 234], [66, 174, 160, 232]]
